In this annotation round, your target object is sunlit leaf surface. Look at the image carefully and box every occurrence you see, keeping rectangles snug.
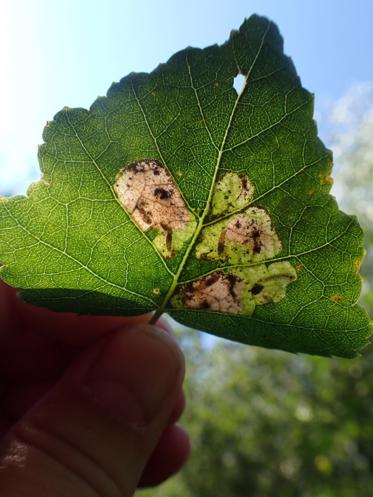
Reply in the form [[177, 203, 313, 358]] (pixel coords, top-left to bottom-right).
[[0, 15, 371, 357]]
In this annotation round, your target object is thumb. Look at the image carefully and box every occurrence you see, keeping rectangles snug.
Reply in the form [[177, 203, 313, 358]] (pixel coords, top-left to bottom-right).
[[0, 324, 185, 497]]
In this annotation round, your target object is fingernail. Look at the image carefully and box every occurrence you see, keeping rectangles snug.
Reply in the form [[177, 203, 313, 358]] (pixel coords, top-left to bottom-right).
[[83, 324, 184, 427]]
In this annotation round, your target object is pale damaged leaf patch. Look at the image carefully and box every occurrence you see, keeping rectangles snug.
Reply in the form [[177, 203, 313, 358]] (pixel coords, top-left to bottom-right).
[[211, 172, 254, 216], [115, 166, 296, 316], [172, 262, 297, 316], [201, 172, 281, 263], [173, 272, 244, 314], [196, 208, 282, 264], [172, 172, 297, 315], [114, 159, 196, 258]]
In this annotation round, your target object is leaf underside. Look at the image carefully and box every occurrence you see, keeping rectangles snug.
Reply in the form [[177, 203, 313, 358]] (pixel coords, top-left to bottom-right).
[[0, 15, 371, 357]]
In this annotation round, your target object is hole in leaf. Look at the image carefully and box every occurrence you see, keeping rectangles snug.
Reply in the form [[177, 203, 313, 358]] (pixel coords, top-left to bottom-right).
[[233, 73, 245, 94]]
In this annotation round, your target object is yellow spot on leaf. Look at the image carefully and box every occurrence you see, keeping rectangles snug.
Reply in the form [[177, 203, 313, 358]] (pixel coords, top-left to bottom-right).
[[152, 287, 160, 295], [319, 174, 333, 186], [295, 264, 304, 273], [330, 295, 343, 303], [355, 258, 362, 271]]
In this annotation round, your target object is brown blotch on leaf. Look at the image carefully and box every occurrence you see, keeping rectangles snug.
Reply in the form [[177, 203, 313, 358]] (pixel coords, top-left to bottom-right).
[[114, 159, 191, 234], [217, 231, 226, 255], [205, 273, 221, 287], [226, 274, 239, 298], [251, 283, 264, 295], [182, 272, 244, 314], [223, 216, 266, 254], [330, 295, 343, 303], [165, 228, 173, 251], [154, 187, 173, 200], [251, 227, 262, 254]]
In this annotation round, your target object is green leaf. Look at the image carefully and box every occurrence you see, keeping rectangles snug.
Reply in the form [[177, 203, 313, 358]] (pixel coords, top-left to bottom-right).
[[0, 15, 371, 357]]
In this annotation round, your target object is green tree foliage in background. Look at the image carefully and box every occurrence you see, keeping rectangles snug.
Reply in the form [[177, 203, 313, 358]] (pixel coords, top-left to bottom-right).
[[140, 332, 373, 497], [138, 93, 373, 497]]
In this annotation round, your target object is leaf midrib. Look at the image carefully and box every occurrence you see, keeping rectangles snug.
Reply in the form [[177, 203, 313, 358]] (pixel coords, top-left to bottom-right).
[[149, 22, 271, 323], [29, 21, 295, 315]]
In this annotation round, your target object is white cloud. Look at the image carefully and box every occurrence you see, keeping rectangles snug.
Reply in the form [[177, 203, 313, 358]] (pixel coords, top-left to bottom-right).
[[330, 82, 373, 125], [328, 82, 373, 163]]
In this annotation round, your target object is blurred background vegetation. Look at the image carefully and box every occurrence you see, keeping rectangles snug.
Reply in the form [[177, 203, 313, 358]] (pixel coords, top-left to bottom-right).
[[138, 89, 373, 497]]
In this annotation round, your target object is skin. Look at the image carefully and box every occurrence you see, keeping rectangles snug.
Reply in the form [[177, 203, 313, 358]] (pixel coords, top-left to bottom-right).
[[0, 281, 190, 495]]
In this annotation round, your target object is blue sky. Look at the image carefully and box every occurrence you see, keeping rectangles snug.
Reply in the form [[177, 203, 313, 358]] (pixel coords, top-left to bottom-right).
[[0, 0, 372, 194]]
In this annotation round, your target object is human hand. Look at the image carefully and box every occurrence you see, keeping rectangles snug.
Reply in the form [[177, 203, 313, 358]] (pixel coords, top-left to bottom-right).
[[0, 281, 189, 496]]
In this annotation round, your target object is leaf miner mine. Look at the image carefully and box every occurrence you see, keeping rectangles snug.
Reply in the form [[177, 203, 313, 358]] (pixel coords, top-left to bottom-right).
[[114, 159, 196, 258]]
